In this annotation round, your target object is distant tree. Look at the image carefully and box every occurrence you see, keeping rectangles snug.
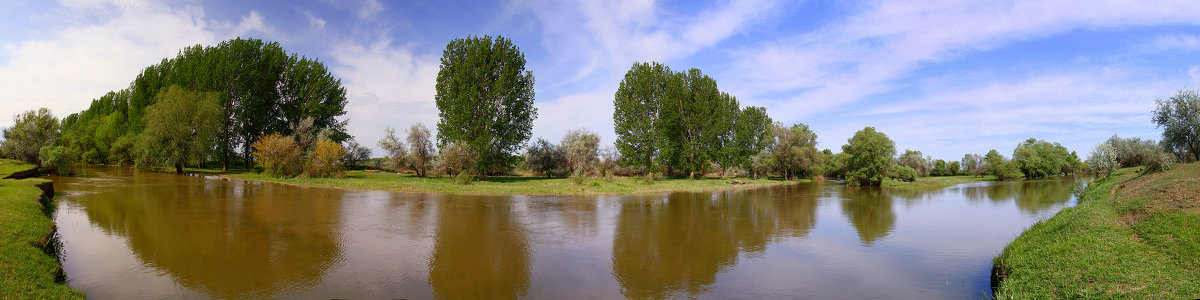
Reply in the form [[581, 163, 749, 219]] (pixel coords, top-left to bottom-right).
[[597, 146, 618, 177], [435, 35, 536, 178], [252, 133, 302, 177], [342, 139, 372, 169], [897, 150, 930, 177], [842, 127, 896, 186], [1, 108, 59, 166], [771, 123, 822, 180], [406, 123, 436, 177], [961, 153, 985, 176], [525, 138, 564, 178], [932, 159, 948, 176], [947, 160, 961, 176], [985, 149, 1024, 180], [1152, 89, 1200, 162], [561, 129, 600, 176], [136, 86, 221, 174], [1012, 138, 1071, 179], [378, 127, 408, 172], [306, 139, 346, 177], [825, 152, 850, 179], [749, 150, 775, 179]]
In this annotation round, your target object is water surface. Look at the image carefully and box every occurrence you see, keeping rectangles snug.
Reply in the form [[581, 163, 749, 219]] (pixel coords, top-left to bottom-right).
[[53, 167, 1076, 299]]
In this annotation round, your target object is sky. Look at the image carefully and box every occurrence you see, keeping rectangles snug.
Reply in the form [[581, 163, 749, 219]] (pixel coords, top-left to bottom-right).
[[2, 0, 1200, 160]]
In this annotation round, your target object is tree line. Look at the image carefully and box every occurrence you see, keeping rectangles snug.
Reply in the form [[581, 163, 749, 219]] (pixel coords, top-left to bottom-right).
[[4, 35, 1198, 185]]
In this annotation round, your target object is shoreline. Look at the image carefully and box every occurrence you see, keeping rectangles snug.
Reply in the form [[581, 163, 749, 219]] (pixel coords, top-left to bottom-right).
[[992, 162, 1200, 298], [0, 159, 85, 298], [201, 169, 805, 196]]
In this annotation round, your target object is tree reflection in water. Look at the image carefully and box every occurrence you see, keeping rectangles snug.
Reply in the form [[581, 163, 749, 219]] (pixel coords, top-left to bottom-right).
[[428, 195, 532, 299]]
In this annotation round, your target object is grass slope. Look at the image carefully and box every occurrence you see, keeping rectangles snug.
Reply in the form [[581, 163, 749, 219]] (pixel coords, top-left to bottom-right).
[[205, 169, 794, 196], [0, 159, 84, 299], [993, 163, 1200, 299]]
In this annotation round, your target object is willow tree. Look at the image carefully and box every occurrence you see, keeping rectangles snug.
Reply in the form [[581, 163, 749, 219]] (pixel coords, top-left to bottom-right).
[[136, 86, 221, 174], [1, 108, 59, 166], [1153, 89, 1200, 162], [435, 35, 536, 178]]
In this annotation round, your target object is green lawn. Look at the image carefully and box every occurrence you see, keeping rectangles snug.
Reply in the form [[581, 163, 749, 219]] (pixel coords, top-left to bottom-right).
[[882, 174, 997, 191], [205, 169, 797, 196], [0, 159, 85, 298], [993, 163, 1200, 299]]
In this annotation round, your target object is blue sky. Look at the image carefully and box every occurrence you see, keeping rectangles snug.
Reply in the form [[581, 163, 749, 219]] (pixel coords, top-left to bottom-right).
[[2, 0, 1200, 160]]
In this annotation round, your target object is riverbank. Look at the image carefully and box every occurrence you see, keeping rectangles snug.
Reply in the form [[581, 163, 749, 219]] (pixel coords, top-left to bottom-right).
[[0, 159, 85, 298], [197, 169, 796, 196], [882, 175, 997, 191], [992, 162, 1200, 298]]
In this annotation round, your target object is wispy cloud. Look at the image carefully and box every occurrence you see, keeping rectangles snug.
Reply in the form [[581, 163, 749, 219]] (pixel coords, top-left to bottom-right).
[[327, 36, 440, 149]]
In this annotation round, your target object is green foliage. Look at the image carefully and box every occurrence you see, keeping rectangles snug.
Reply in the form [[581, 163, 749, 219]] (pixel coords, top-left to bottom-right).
[[897, 150, 930, 177], [946, 160, 961, 175], [771, 123, 822, 180], [1, 108, 59, 165], [435, 35, 537, 178], [1089, 135, 1174, 176], [252, 133, 302, 177], [135, 86, 221, 174], [1152, 89, 1200, 162], [1012, 138, 1073, 179], [842, 127, 896, 186], [37, 145, 77, 174], [612, 62, 768, 179], [891, 164, 917, 182], [525, 138, 565, 178], [961, 153, 985, 176], [406, 123, 435, 177], [749, 150, 775, 179], [342, 139, 372, 169], [932, 159, 947, 176], [62, 38, 348, 169]]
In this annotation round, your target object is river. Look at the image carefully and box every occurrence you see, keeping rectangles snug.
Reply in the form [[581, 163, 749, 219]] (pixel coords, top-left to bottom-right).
[[51, 166, 1077, 299]]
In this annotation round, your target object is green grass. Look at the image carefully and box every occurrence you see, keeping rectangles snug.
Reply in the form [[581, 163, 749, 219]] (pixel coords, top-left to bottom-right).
[[0, 159, 85, 299], [203, 169, 796, 195], [882, 174, 997, 191], [993, 163, 1200, 299]]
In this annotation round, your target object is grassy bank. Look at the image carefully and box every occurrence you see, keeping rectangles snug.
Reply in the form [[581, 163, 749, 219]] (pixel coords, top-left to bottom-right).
[[882, 175, 997, 191], [0, 159, 85, 298], [993, 163, 1200, 299], [202, 169, 795, 196]]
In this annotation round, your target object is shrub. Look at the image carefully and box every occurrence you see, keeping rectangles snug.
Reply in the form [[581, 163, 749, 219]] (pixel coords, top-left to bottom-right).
[[1, 108, 59, 165], [252, 133, 302, 177], [307, 139, 346, 177], [439, 142, 477, 179], [407, 123, 436, 177], [525, 138, 565, 178], [38, 145, 78, 174], [342, 139, 372, 169], [378, 127, 408, 172], [561, 129, 600, 175], [891, 165, 917, 182]]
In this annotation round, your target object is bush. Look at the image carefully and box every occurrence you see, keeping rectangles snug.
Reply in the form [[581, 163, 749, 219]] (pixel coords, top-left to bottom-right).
[[407, 124, 436, 177], [307, 139, 346, 177], [1142, 147, 1174, 173], [378, 127, 408, 172], [525, 138, 565, 178], [38, 145, 78, 174], [561, 129, 600, 175], [1, 108, 59, 164], [252, 133, 302, 177], [891, 165, 917, 182]]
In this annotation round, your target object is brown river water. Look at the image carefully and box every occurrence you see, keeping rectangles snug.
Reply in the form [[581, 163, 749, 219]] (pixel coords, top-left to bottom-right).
[[50, 166, 1077, 299]]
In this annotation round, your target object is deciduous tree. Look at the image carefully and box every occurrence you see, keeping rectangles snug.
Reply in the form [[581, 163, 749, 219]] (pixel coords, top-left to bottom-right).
[[1152, 89, 1200, 162], [136, 86, 221, 174], [842, 127, 895, 186]]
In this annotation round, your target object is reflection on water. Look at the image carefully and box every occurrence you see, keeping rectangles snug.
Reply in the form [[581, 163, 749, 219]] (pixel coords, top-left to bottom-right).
[[53, 167, 1078, 299], [429, 195, 531, 299]]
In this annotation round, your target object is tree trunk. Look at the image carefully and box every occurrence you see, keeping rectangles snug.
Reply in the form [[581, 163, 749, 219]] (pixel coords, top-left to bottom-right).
[[175, 163, 183, 175]]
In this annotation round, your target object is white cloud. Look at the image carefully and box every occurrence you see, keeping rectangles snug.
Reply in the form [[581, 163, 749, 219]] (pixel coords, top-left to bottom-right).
[[328, 37, 440, 151], [1157, 34, 1200, 51], [723, 0, 1200, 125], [301, 10, 327, 30]]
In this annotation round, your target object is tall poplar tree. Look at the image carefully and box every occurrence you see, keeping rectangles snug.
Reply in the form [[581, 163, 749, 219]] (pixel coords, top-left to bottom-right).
[[435, 35, 537, 178]]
